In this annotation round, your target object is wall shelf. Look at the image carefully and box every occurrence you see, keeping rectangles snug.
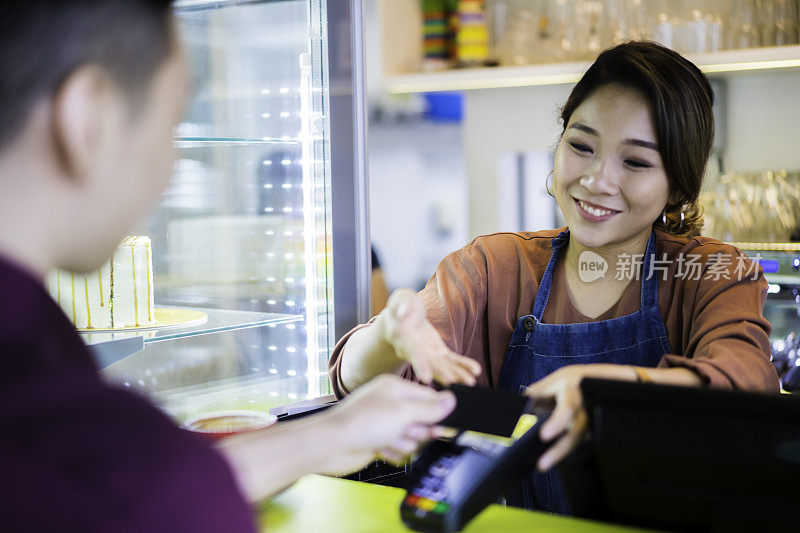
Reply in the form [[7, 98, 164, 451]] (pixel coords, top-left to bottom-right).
[[385, 45, 800, 94]]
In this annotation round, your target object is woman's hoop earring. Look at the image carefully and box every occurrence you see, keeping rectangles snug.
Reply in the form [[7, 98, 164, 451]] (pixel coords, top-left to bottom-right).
[[679, 210, 685, 231], [545, 170, 555, 197], [661, 211, 667, 225]]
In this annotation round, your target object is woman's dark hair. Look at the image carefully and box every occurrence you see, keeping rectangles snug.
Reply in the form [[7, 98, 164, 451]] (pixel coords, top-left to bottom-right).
[[0, 0, 174, 151], [560, 41, 714, 237]]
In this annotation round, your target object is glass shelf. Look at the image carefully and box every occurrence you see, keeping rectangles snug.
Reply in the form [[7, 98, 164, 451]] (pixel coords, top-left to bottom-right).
[[175, 137, 300, 147], [82, 307, 302, 346], [175, 0, 294, 11], [85, 308, 302, 369]]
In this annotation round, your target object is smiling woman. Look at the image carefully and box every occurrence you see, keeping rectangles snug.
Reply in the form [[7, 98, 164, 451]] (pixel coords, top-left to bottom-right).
[[330, 40, 779, 517], [558, 42, 713, 240], [554, 84, 672, 252]]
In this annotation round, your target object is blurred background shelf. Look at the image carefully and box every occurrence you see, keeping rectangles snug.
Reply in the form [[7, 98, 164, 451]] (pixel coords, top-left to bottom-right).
[[385, 45, 800, 93]]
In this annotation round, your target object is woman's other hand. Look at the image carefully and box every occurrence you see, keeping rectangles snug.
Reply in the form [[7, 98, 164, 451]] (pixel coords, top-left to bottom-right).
[[380, 289, 481, 386], [319, 374, 456, 475], [525, 363, 704, 471], [524, 364, 636, 471]]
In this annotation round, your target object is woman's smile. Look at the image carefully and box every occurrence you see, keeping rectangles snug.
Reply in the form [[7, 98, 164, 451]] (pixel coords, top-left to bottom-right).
[[573, 197, 622, 222]]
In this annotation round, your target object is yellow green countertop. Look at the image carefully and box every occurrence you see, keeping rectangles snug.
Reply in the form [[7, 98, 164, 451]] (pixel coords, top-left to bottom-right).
[[256, 474, 651, 532]]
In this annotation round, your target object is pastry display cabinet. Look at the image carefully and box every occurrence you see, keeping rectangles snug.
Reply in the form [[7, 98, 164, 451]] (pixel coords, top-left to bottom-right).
[[89, 0, 369, 424]]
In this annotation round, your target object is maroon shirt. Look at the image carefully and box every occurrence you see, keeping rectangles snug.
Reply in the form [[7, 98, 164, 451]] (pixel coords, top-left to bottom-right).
[[0, 256, 256, 532]]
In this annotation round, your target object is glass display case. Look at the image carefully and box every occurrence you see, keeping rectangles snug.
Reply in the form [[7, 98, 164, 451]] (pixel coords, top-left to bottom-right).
[[90, 0, 369, 424]]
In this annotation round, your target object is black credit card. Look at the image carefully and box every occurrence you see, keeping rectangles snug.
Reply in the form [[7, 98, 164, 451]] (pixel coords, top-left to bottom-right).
[[437, 384, 531, 437]]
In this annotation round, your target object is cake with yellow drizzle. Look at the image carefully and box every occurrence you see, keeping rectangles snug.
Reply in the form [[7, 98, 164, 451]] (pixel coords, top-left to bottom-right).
[[46, 236, 155, 329]]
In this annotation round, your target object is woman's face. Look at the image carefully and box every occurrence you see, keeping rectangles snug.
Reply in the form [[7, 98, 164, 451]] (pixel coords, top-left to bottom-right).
[[553, 83, 671, 250]]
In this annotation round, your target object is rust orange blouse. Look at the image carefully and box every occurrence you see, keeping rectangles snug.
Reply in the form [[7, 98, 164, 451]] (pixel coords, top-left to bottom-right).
[[329, 228, 779, 397]]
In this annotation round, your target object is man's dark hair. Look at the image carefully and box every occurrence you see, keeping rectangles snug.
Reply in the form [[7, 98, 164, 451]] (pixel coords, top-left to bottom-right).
[[560, 41, 715, 237], [0, 1, 174, 150]]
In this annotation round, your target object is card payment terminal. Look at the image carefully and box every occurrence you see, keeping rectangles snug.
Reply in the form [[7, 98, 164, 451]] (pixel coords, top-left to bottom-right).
[[400, 414, 549, 533]]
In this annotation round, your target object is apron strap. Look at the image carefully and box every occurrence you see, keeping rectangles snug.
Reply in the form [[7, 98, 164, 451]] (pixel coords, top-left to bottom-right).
[[530, 231, 568, 320], [640, 231, 659, 309]]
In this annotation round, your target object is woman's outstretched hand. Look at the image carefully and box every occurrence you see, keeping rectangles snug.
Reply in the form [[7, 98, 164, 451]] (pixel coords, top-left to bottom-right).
[[379, 289, 482, 387]]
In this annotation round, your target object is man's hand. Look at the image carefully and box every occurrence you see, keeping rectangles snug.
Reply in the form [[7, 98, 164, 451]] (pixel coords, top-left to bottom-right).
[[379, 289, 481, 386], [216, 374, 456, 502], [318, 374, 456, 475]]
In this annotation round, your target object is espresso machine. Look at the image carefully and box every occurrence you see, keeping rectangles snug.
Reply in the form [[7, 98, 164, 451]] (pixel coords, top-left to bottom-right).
[[735, 242, 800, 391]]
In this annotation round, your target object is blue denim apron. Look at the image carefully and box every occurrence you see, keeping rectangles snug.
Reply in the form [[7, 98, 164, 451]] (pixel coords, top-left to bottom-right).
[[498, 230, 671, 513]]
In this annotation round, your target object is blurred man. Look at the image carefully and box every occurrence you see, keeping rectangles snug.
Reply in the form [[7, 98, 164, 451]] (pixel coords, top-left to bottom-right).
[[0, 2, 454, 531]]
